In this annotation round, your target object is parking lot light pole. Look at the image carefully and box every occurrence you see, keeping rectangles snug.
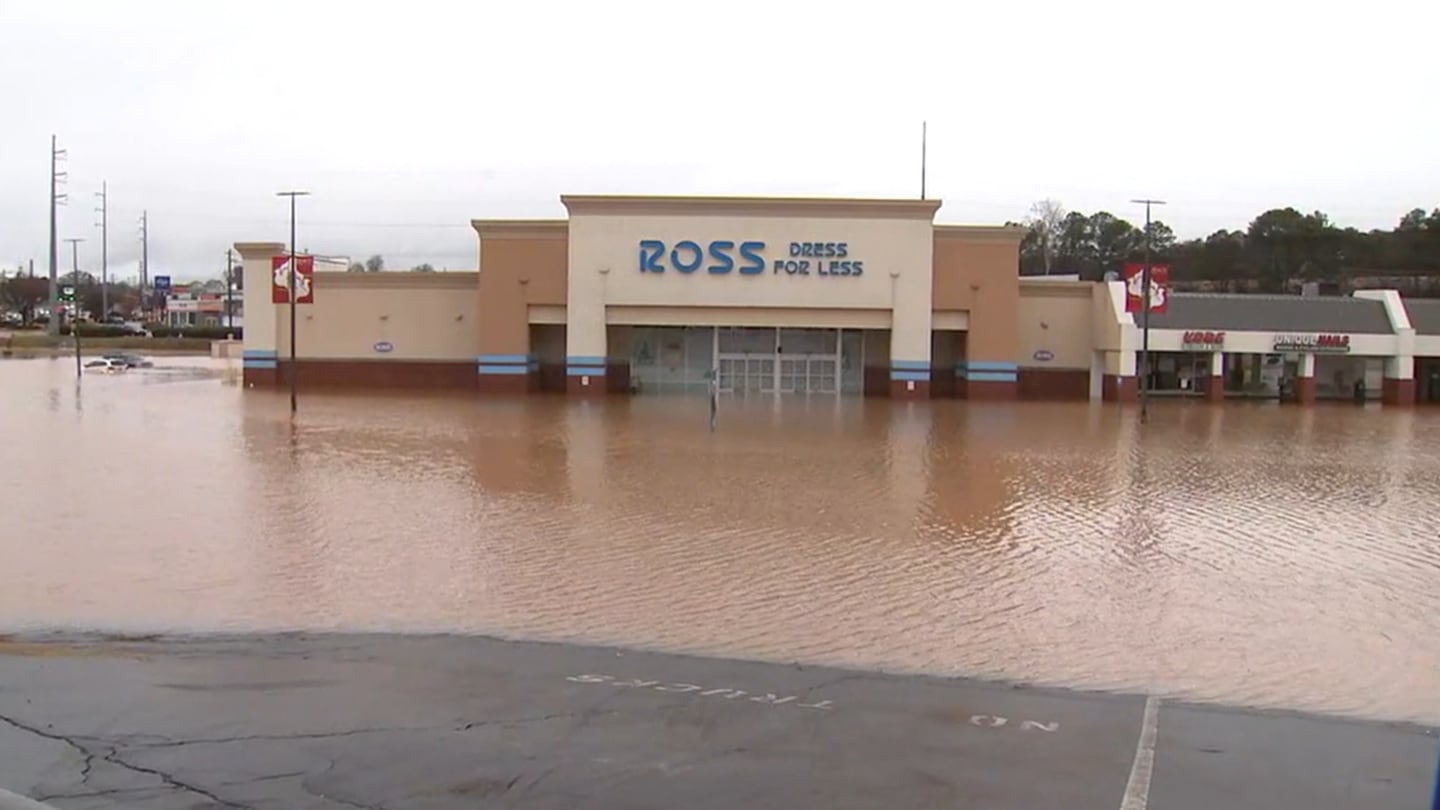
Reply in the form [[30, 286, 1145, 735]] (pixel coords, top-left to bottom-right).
[[276, 191, 309, 414], [1130, 198, 1166, 423]]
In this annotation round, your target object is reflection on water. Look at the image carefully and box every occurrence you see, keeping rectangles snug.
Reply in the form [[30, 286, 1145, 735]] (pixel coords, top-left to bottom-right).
[[2, 356, 1439, 724]]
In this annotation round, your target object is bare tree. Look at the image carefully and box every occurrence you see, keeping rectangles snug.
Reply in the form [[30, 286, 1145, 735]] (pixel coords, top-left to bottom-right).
[[411, 263, 435, 272], [1025, 199, 1067, 275], [364, 254, 385, 273]]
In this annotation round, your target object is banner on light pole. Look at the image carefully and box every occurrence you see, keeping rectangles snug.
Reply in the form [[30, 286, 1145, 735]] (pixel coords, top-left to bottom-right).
[[270, 256, 315, 304], [1123, 263, 1170, 315]]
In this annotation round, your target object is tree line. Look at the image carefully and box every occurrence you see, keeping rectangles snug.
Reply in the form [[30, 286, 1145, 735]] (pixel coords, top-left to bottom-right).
[[1015, 201, 1440, 294], [345, 255, 434, 273]]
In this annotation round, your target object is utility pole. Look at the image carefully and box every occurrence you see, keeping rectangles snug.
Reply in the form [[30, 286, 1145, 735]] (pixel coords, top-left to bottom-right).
[[48, 136, 68, 336], [64, 237, 85, 377], [225, 248, 235, 332], [920, 121, 928, 200], [276, 190, 310, 414], [95, 181, 108, 318], [139, 210, 148, 320], [1130, 198, 1167, 423]]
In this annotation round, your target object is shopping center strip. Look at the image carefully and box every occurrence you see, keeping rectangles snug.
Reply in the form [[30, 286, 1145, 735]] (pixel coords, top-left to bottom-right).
[[237, 195, 1440, 405]]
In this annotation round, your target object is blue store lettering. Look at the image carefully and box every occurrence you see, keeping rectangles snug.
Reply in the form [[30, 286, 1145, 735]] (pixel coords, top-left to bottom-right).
[[639, 240, 860, 278]]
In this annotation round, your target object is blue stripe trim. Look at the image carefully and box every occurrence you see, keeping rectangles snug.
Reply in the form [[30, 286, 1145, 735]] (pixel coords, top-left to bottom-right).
[[242, 349, 278, 358], [567, 366, 607, 376], [477, 353, 532, 363], [957, 360, 1018, 372], [566, 355, 605, 365], [478, 364, 530, 375], [968, 371, 1018, 383], [890, 370, 931, 382], [243, 360, 278, 369], [890, 359, 930, 371]]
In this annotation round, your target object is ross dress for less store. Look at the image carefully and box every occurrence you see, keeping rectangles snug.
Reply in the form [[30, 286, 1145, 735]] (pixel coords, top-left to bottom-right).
[[236, 195, 1440, 405]]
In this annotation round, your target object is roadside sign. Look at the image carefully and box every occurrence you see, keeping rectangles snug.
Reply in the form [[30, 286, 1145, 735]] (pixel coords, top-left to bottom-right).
[[154, 275, 171, 293]]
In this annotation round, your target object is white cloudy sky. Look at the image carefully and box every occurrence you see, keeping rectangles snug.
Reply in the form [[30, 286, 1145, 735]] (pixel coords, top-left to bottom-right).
[[2, 0, 1437, 281]]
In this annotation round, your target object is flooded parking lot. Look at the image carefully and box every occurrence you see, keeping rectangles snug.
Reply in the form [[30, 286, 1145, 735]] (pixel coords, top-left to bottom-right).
[[2, 356, 1438, 724]]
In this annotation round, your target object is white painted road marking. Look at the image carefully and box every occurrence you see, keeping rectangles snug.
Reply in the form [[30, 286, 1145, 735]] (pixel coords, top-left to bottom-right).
[[566, 674, 834, 711], [1119, 696, 1161, 810], [968, 714, 1060, 733]]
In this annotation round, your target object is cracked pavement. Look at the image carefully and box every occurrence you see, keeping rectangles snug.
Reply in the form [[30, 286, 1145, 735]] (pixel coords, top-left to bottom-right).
[[0, 633, 1434, 808]]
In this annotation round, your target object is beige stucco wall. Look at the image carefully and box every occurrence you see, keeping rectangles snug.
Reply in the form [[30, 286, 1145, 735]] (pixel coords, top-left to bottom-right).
[[270, 272, 479, 360], [236, 242, 286, 354], [563, 197, 939, 364], [1017, 281, 1093, 369]]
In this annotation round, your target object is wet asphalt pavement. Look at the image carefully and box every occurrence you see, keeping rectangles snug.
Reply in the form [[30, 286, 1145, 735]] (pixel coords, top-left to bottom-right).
[[0, 634, 1434, 809]]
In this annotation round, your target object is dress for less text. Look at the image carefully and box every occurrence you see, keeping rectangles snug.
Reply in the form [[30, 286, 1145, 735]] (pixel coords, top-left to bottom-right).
[[639, 240, 863, 277]]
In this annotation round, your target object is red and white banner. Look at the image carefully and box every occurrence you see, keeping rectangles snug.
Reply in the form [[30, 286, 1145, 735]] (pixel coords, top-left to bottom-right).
[[1123, 263, 1170, 314], [271, 255, 315, 304]]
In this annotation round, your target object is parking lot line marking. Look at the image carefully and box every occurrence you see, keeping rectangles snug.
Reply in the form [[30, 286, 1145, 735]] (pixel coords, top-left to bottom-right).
[[1119, 696, 1160, 810]]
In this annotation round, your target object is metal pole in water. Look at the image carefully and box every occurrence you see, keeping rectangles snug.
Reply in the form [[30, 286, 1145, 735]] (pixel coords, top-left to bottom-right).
[[709, 368, 718, 432]]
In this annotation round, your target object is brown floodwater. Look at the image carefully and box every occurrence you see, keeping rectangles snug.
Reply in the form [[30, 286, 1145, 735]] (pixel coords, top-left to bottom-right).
[[2, 356, 1438, 724]]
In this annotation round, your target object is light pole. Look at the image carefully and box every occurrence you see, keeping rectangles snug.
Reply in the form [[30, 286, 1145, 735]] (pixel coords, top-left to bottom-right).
[[1130, 198, 1166, 423], [63, 237, 85, 377], [276, 191, 309, 414]]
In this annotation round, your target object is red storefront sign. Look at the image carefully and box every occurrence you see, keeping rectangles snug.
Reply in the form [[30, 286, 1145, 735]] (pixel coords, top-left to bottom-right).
[[1182, 330, 1226, 348], [1123, 263, 1170, 314], [271, 255, 315, 304]]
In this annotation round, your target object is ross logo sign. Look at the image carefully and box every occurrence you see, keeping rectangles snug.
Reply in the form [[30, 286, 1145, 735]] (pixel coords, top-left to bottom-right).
[[1182, 330, 1226, 349], [1273, 334, 1351, 353], [271, 255, 315, 304], [638, 240, 865, 277], [373, 341, 394, 353], [153, 275, 171, 293], [1123, 263, 1170, 314], [1032, 350, 1054, 362]]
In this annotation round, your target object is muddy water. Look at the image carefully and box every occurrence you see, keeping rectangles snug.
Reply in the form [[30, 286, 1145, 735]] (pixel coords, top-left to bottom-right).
[[2, 356, 1438, 724]]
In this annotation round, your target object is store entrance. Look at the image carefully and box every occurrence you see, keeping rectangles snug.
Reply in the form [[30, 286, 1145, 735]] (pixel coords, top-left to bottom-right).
[[716, 327, 840, 395]]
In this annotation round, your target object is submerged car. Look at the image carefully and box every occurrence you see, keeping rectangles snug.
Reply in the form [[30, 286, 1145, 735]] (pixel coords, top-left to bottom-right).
[[101, 352, 154, 368], [84, 357, 129, 373]]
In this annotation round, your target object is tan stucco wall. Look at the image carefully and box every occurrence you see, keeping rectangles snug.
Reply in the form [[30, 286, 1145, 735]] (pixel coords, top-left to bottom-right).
[[932, 227, 1024, 364], [562, 197, 939, 364], [272, 272, 479, 360], [1017, 281, 1094, 369], [236, 242, 286, 354], [472, 221, 568, 356]]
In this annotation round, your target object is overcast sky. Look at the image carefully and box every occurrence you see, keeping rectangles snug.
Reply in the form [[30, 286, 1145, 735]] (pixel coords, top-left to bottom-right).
[[3, 0, 1437, 282]]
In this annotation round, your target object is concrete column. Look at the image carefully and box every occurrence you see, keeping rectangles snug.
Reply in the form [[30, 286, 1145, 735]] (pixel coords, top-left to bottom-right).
[[566, 268, 608, 396], [1205, 351, 1225, 402], [1102, 350, 1137, 403], [889, 271, 932, 400], [235, 242, 287, 388], [1383, 354, 1415, 406], [1295, 352, 1317, 405]]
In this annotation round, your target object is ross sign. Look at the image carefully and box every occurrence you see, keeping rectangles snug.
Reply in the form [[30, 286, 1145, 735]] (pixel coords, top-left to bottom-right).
[[1123, 263, 1170, 314], [153, 275, 171, 293], [1033, 350, 1054, 362], [638, 240, 865, 277], [373, 341, 394, 353], [1181, 330, 1226, 349], [1274, 334, 1351, 353], [270, 255, 315, 304]]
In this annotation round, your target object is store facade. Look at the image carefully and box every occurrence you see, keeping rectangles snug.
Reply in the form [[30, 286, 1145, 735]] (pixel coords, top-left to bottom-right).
[[239, 195, 1029, 400], [235, 194, 1433, 407]]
